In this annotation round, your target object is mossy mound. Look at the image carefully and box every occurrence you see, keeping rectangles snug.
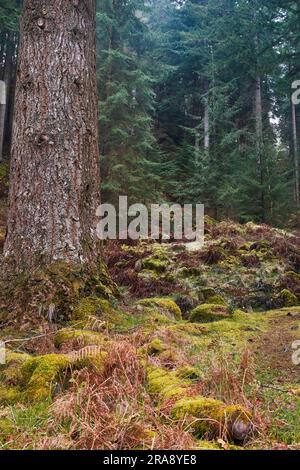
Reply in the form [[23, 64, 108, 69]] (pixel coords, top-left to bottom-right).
[[0, 350, 107, 405], [172, 397, 252, 441], [138, 298, 182, 320], [147, 338, 167, 356], [72, 297, 112, 321], [147, 366, 189, 401], [206, 295, 227, 306], [142, 257, 168, 274], [0, 261, 118, 325], [20, 354, 72, 401], [54, 328, 108, 348], [190, 304, 230, 323], [70, 296, 137, 332], [1, 351, 31, 385]]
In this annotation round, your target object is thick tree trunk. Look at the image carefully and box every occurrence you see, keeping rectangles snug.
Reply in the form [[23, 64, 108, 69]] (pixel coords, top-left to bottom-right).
[[4, 0, 101, 270], [292, 102, 299, 206]]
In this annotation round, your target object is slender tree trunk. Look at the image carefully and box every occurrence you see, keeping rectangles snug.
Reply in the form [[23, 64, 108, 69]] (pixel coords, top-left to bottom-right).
[[4, 0, 101, 270], [0, 81, 5, 162], [3, 32, 19, 161], [255, 75, 265, 222], [204, 96, 210, 152], [0, 33, 15, 162], [292, 102, 299, 206]]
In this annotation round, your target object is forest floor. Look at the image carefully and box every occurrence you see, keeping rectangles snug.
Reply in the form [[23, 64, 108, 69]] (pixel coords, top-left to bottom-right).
[[0, 168, 300, 449]]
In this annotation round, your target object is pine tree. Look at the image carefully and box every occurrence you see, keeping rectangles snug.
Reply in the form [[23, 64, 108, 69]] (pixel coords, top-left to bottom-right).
[[97, 0, 162, 207], [5, 0, 101, 269]]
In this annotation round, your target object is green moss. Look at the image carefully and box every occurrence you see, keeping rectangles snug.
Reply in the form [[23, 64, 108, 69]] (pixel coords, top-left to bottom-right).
[[72, 297, 112, 321], [172, 397, 252, 439], [86, 262, 119, 299], [279, 289, 298, 307], [147, 366, 189, 401], [0, 384, 22, 405], [147, 338, 166, 356], [142, 257, 168, 273], [54, 328, 107, 348], [0, 162, 8, 180], [200, 288, 217, 301], [138, 298, 182, 321], [197, 440, 222, 450], [1, 351, 31, 385], [20, 354, 71, 401], [206, 295, 227, 306], [0, 418, 15, 443], [176, 365, 204, 381], [190, 304, 230, 323]]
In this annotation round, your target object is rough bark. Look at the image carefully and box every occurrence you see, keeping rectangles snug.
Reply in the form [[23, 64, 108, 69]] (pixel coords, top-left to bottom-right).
[[4, 0, 101, 270]]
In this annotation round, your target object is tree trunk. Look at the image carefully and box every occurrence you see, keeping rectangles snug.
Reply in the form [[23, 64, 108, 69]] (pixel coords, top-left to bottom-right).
[[292, 102, 299, 206], [4, 0, 101, 270], [3, 32, 19, 161], [0, 82, 5, 162], [204, 96, 210, 152], [255, 75, 265, 222], [0, 32, 16, 162]]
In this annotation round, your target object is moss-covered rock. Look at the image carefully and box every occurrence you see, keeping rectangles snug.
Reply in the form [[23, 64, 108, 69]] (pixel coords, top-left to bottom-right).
[[72, 297, 112, 321], [190, 304, 230, 323], [0, 349, 107, 405], [20, 354, 71, 401], [172, 397, 252, 441], [147, 366, 189, 401], [138, 298, 182, 321]]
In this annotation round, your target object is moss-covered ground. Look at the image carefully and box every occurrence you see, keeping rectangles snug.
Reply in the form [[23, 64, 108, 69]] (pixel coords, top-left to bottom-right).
[[0, 217, 300, 449]]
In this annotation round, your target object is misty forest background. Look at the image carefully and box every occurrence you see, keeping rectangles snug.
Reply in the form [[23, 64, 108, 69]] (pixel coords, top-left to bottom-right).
[[1, 0, 300, 227]]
